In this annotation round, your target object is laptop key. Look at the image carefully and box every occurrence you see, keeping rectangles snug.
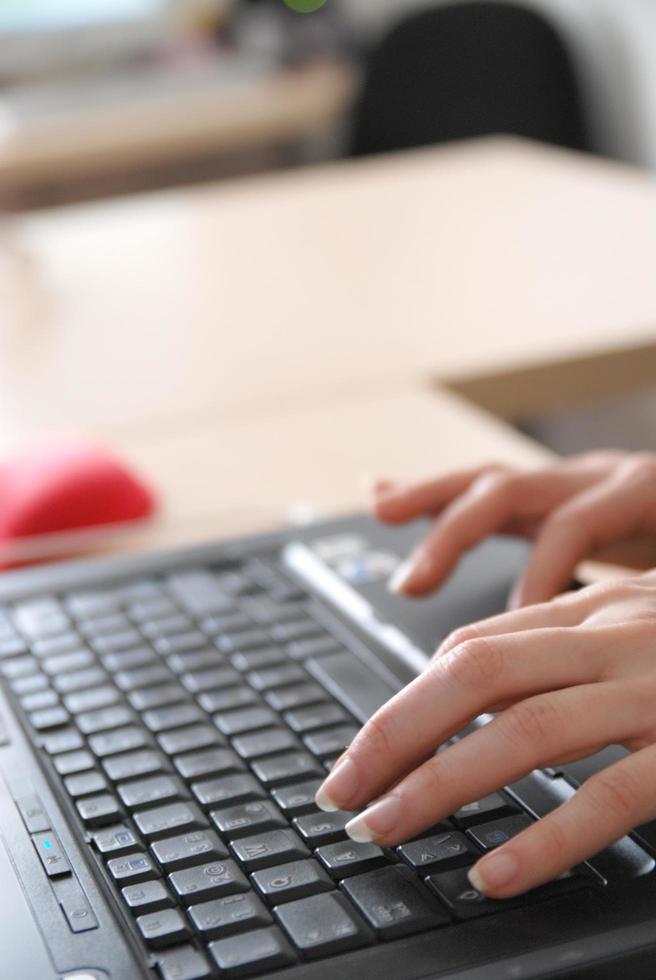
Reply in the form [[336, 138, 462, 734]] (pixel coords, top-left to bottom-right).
[[108, 851, 160, 885], [137, 908, 191, 948], [200, 613, 251, 637], [20, 689, 59, 712], [398, 832, 478, 872], [251, 752, 324, 788], [129, 684, 185, 712], [144, 704, 204, 733], [53, 667, 107, 694], [11, 672, 49, 695], [151, 829, 227, 871], [452, 792, 520, 828], [93, 824, 144, 856], [426, 866, 521, 919], [155, 632, 209, 656], [118, 775, 188, 811], [342, 865, 449, 938], [92, 630, 143, 654], [141, 615, 191, 639], [122, 878, 175, 914], [211, 800, 287, 841], [252, 859, 334, 905], [232, 728, 299, 761], [89, 726, 150, 757], [209, 926, 296, 977], [174, 748, 245, 781], [246, 665, 306, 693], [467, 814, 534, 852], [199, 687, 257, 714], [230, 648, 286, 672], [134, 801, 209, 841], [293, 811, 352, 847], [192, 774, 265, 810], [64, 771, 107, 798], [271, 780, 323, 818], [214, 707, 278, 737], [168, 859, 249, 904], [181, 667, 241, 695], [286, 636, 341, 660], [30, 706, 69, 731], [63, 685, 119, 714], [53, 749, 95, 776], [157, 725, 222, 756], [264, 683, 327, 712], [76, 793, 123, 827], [43, 728, 83, 754], [284, 703, 348, 734], [76, 705, 134, 735], [167, 649, 224, 674], [270, 620, 323, 644], [316, 841, 388, 879], [156, 945, 212, 980], [230, 829, 310, 872], [101, 648, 156, 672], [275, 891, 372, 959], [303, 726, 359, 760], [216, 630, 270, 655], [189, 892, 272, 940], [115, 664, 171, 691]]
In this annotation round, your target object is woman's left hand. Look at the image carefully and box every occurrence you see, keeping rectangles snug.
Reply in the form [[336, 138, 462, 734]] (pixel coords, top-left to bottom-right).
[[315, 574, 656, 898]]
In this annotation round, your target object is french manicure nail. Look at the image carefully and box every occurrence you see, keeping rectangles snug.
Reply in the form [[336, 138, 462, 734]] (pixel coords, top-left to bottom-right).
[[388, 560, 415, 594], [315, 756, 357, 812], [345, 795, 402, 843], [468, 850, 519, 894]]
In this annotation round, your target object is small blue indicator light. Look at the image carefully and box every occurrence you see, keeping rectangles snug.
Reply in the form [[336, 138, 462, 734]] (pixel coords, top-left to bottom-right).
[[43, 840, 52, 849]]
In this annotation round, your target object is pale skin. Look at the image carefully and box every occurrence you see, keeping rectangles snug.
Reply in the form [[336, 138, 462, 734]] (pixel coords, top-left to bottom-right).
[[314, 451, 656, 899]]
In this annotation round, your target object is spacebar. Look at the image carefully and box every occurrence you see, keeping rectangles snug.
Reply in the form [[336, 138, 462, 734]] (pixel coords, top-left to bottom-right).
[[306, 652, 397, 724]]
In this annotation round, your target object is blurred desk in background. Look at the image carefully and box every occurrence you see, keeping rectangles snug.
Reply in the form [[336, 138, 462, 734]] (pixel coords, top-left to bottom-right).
[[1, 136, 656, 557], [0, 58, 356, 208], [3, 138, 656, 427]]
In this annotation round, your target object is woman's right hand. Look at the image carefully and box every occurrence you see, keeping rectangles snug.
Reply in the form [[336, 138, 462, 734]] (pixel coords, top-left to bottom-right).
[[374, 451, 656, 608]]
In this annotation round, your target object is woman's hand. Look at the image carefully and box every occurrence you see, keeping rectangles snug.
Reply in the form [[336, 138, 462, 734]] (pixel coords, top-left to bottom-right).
[[375, 451, 656, 608], [315, 574, 656, 897]]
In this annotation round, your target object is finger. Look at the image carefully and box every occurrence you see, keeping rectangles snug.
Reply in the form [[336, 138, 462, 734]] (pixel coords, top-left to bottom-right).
[[341, 680, 649, 847], [470, 743, 656, 897], [315, 625, 615, 813], [390, 467, 601, 597], [373, 465, 497, 525], [376, 454, 617, 534], [436, 590, 588, 658], [510, 473, 649, 608]]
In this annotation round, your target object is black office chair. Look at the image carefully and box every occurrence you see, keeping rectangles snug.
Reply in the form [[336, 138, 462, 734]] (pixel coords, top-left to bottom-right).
[[350, 1, 591, 157]]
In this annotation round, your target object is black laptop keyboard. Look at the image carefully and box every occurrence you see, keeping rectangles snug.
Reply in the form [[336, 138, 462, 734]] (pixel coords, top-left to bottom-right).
[[0, 557, 594, 979]]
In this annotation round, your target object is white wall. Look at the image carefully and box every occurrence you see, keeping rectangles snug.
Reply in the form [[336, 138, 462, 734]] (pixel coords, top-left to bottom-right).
[[345, 0, 656, 169]]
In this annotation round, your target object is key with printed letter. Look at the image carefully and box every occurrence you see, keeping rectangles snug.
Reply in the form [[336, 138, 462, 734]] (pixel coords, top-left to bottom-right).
[[341, 865, 449, 938], [275, 892, 373, 959]]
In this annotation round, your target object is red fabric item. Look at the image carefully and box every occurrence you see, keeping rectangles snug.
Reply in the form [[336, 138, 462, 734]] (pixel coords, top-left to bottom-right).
[[0, 440, 157, 540]]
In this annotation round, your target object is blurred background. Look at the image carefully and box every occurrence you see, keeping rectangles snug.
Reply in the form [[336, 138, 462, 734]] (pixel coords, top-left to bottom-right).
[[2, 0, 656, 560]]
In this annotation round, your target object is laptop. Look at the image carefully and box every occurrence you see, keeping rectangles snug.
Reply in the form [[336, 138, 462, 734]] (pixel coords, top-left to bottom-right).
[[1, 513, 655, 980]]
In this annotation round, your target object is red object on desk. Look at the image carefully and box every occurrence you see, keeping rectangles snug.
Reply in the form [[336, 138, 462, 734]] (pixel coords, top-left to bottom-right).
[[0, 440, 157, 543]]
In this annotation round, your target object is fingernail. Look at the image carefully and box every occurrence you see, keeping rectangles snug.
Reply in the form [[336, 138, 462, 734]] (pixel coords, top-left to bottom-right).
[[345, 795, 402, 843], [315, 756, 358, 812], [388, 560, 415, 594], [507, 583, 524, 611], [468, 850, 519, 895]]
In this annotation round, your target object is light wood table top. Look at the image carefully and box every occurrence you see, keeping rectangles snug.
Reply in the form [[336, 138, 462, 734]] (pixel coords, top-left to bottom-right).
[[0, 385, 551, 567], [2, 137, 656, 446], [0, 60, 356, 196]]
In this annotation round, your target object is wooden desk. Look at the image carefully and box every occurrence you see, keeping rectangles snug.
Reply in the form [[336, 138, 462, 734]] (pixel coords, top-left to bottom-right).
[[0, 386, 551, 567], [3, 138, 656, 446], [0, 60, 356, 205]]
